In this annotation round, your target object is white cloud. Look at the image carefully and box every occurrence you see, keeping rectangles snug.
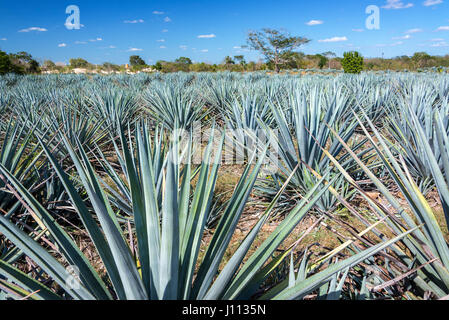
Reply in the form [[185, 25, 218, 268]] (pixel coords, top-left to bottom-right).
[[352, 29, 364, 32], [393, 34, 412, 39], [107, 45, 117, 49], [0, 38, 6, 41], [127, 48, 143, 52], [19, 27, 47, 33], [200, 49, 209, 52], [164, 17, 172, 23], [157, 39, 165, 42], [391, 41, 404, 46], [423, 0, 443, 6], [179, 45, 188, 50], [318, 36, 348, 43], [162, 29, 169, 33], [436, 26, 449, 31], [431, 38, 445, 41], [58, 43, 67, 47], [405, 28, 423, 33], [153, 11, 164, 15], [159, 46, 167, 49], [382, 0, 414, 9], [198, 34, 216, 39], [306, 20, 324, 26], [75, 41, 88, 45], [233, 46, 242, 49], [124, 19, 144, 24]]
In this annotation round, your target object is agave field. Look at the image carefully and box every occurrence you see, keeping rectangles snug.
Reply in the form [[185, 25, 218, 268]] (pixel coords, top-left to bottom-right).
[[0, 71, 448, 300]]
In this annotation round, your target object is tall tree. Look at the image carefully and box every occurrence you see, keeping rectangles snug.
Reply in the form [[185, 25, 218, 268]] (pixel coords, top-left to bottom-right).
[[0, 50, 12, 75], [244, 28, 310, 73], [9, 51, 40, 73], [323, 51, 336, 69], [42, 60, 56, 70], [280, 51, 305, 69], [153, 61, 163, 71], [69, 58, 90, 68], [129, 55, 146, 67], [223, 56, 235, 65], [316, 54, 328, 69], [412, 52, 432, 69], [234, 55, 246, 66], [102, 62, 120, 72], [175, 57, 192, 65]]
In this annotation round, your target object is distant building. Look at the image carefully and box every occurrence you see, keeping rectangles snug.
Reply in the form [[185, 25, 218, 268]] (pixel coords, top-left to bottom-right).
[[72, 68, 87, 74], [142, 67, 156, 73]]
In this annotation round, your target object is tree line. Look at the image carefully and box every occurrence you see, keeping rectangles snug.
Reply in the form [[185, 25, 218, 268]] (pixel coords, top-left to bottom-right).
[[2, 29, 449, 75], [0, 50, 40, 75], [37, 53, 449, 75]]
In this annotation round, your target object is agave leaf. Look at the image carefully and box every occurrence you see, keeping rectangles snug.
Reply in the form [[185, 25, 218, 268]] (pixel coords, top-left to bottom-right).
[[0, 260, 61, 300], [192, 147, 267, 299], [221, 174, 335, 300], [61, 136, 147, 300], [0, 163, 111, 300], [272, 226, 420, 300], [38, 138, 125, 300], [0, 214, 94, 300]]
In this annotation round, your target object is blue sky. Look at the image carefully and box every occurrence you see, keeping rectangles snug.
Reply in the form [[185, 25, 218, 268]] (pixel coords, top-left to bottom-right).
[[0, 0, 449, 65]]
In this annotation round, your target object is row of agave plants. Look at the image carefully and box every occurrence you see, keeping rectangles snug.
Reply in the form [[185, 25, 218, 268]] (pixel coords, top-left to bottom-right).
[[0, 71, 448, 300]]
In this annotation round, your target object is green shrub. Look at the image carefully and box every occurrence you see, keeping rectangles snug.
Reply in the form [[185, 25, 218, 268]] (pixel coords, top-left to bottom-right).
[[0, 50, 12, 75], [341, 51, 363, 74]]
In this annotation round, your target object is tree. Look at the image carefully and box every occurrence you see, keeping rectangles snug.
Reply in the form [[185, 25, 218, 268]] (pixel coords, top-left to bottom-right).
[[412, 52, 431, 69], [323, 51, 336, 69], [280, 51, 306, 70], [102, 62, 120, 72], [341, 51, 364, 74], [9, 51, 40, 73], [129, 55, 146, 67], [69, 58, 90, 69], [175, 57, 192, 65], [224, 56, 235, 65], [190, 62, 215, 72], [234, 55, 246, 66], [316, 54, 328, 69], [244, 28, 310, 73], [153, 61, 163, 71], [28, 59, 40, 73], [42, 60, 56, 70], [0, 50, 12, 75]]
